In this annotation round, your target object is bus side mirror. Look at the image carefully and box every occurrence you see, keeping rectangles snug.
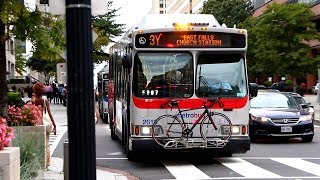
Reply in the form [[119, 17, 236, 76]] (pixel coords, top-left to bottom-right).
[[122, 53, 132, 68], [249, 83, 258, 98]]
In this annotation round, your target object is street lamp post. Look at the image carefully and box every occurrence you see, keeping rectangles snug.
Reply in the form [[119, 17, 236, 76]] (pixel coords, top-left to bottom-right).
[[65, 0, 96, 179]]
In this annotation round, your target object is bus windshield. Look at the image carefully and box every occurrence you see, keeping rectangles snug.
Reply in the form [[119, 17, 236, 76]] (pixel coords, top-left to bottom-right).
[[133, 52, 193, 98], [196, 54, 247, 98]]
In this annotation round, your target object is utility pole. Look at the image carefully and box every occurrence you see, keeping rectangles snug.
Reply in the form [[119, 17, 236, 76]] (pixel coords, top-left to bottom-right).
[[65, 0, 96, 179]]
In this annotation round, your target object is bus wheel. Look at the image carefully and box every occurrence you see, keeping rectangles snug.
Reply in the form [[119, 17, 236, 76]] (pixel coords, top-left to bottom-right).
[[220, 151, 233, 157], [103, 114, 109, 124], [127, 149, 137, 161], [110, 123, 117, 140]]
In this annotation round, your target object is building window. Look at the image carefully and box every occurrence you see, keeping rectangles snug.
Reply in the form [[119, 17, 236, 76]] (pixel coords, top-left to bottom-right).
[[160, 10, 164, 14], [40, 0, 49, 4], [160, 0, 164, 8]]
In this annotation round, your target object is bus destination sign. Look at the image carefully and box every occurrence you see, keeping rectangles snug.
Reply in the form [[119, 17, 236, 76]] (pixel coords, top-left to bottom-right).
[[135, 31, 246, 48]]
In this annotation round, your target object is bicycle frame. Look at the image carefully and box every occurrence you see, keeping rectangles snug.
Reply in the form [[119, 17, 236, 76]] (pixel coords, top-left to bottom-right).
[[172, 102, 218, 134]]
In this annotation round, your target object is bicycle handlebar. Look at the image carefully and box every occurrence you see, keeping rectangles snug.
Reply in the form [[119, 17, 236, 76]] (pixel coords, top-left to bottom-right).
[[160, 98, 223, 109], [205, 98, 224, 108]]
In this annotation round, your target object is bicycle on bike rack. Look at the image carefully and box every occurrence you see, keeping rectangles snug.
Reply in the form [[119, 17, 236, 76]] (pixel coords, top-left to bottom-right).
[[151, 98, 232, 149]]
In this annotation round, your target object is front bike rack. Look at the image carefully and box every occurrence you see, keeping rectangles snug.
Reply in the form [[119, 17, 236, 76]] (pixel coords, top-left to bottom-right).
[[163, 138, 228, 149]]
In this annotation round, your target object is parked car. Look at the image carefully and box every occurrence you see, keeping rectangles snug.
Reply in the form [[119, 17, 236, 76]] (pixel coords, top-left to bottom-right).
[[249, 90, 314, 143], [281, 92, 315, 121]]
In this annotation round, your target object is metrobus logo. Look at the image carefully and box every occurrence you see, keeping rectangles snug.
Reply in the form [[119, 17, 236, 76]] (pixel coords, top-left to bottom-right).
[[177, 112, 202, 119]]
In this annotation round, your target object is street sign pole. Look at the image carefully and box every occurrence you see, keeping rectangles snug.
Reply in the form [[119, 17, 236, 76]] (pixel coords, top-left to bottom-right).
[[65, 0, 96, 179]]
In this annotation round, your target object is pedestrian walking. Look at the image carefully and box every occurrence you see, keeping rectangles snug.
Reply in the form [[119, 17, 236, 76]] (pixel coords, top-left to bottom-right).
[[31, 82, 57, 170], [45, 84, 53, 103]]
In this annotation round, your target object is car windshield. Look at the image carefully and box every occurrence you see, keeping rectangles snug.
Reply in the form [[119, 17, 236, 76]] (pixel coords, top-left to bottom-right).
[[251, 92, 299, 109], [195, 54, 247, 98], [132, 52, 193, 98]]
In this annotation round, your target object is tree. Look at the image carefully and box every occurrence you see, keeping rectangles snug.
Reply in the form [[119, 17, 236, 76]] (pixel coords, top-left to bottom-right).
[[26, 57, 64, 83], [240, 4, 320, 88], [201, 0, 253, 27], [92, 2, 124, 63], [14, 45, 26, 76], [0, 0, 65, 117]]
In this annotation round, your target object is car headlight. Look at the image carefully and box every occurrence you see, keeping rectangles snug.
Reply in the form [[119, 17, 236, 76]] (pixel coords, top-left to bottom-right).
[[250, 114, 270, 122], [299, 115, 312, 122]]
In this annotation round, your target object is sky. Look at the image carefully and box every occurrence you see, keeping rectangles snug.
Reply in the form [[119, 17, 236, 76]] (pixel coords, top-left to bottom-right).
[[24, 0, 152, 87], [94, 0, 152, 86]]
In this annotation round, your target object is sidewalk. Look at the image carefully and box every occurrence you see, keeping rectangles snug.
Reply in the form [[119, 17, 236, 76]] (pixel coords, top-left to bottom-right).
[[22, 98, 129, 180]]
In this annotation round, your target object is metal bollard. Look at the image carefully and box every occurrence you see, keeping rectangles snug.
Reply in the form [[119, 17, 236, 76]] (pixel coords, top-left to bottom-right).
[[64, 140, 69, 180]]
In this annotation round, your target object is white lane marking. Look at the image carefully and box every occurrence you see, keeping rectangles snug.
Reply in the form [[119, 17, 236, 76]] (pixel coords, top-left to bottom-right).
[[50, 126, 67, 156], [218, 158, 281, 178], [271, 158, 320, 176], [96, 157, 128, 160], [314, 125, 320, 127], [207, 177, 320, 179], [162, 160, 211, 180]]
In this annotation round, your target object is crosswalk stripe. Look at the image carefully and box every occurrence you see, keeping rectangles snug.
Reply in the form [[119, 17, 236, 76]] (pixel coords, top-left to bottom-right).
[[218, 158, 282, 178], [162, 160, 211, 180], [271, 158, 320, 176]]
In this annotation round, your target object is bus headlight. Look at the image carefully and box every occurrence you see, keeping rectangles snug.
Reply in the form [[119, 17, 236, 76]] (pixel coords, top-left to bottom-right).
[[231, 126, 240, 134], [141, 126, 151, 135]]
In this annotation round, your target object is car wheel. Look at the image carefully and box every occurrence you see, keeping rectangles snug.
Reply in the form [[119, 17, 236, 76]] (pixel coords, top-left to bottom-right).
[[301, 135, 313, 143]]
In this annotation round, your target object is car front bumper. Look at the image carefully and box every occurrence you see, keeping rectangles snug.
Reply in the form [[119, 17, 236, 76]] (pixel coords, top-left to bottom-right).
[[249, 120, 314, 138]]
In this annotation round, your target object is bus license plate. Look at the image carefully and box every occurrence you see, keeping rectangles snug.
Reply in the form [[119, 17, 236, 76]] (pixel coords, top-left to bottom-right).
[[281, 126, 292, 132]]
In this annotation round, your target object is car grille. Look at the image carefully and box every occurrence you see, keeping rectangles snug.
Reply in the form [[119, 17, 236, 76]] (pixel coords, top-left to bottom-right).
[[271, 118, 299, 124]]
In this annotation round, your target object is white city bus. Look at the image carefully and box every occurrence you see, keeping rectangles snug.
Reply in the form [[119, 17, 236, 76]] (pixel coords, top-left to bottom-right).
[[108, 14, 257, 160]]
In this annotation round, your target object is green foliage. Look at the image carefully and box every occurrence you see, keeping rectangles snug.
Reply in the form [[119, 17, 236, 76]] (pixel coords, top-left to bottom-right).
[[14, 45, 26, 76], [201, 0, 253, 27], [285, 80, 293, 86], [264, 81, 272, 87], [7, 92, 24, 107], [240, 4, 320, 80], [92, 3, 125, 63], [12, 129, 44, 179]]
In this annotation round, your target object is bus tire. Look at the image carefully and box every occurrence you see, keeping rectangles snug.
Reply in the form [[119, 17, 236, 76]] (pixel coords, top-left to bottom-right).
[[103, 115, 109, 124], [110, 123, 117, 140], [127, 149, 137, 161], [220, 151, 233, 157]]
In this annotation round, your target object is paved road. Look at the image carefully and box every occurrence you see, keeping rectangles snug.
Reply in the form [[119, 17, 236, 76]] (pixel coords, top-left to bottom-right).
[[95, 124, 320, 180], [49, 95, 320, 180]]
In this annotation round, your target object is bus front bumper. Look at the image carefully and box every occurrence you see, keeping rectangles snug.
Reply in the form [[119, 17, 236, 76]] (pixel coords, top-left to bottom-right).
[[130, 136, 250, 154]]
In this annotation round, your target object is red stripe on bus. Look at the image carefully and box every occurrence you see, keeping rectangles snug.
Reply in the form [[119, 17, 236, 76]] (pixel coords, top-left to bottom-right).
[[132, 96, 248, 109]]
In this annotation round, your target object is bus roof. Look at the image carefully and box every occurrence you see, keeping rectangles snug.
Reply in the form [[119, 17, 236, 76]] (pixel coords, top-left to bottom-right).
[[135, 14, 221, 29]]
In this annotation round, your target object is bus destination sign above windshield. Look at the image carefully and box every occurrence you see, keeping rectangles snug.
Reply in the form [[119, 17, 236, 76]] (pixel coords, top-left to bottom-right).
[[135, 31, 246, 48]]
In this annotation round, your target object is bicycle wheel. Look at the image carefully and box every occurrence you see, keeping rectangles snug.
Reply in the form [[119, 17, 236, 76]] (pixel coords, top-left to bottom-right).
[[152, 115, 184, 147], [200, 112, 232, 145]]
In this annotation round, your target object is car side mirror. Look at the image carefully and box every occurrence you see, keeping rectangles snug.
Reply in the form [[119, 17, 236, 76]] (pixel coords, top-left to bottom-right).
[[249, 83, 258, 98], [300, 104, 309, 109], [122, 53, 132, 68]]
